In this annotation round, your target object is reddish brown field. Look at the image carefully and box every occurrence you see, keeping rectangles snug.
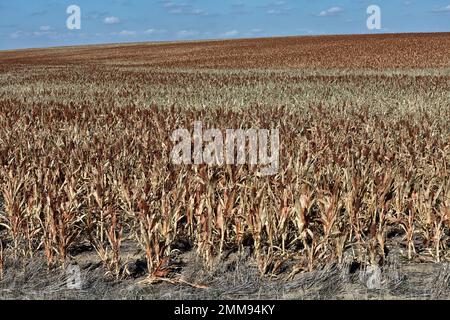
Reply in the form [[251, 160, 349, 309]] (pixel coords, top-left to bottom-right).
[[0, 33, 449, 298], [1, 32, 450, 69]]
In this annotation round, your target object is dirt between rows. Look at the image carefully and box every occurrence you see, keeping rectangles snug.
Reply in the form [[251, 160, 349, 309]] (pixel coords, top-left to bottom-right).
[[1, 240, 449, 300]]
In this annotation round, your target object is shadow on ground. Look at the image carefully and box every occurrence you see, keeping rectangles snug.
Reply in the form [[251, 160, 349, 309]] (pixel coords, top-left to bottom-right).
[[1, 243, 450, 300]]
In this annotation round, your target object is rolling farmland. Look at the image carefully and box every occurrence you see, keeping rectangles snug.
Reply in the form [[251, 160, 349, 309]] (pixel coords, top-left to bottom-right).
[[0, 33, 449, 298]]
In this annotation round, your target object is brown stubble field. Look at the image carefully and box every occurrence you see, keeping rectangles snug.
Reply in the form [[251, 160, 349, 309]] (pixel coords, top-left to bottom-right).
[[0, 33, 449, 299]]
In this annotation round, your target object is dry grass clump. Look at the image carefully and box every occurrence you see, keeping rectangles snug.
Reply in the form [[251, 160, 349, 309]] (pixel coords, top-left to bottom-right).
[[0, 34, 449, 281]]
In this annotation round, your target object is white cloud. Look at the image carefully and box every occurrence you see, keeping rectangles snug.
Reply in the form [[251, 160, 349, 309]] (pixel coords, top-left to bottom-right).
[[144, 29, 166, 35], [244, 29, 264, 36], [9, 31, 24, 39], [162, 1, 208, 16], [191, 9, 207, 16], [8, 30, 89, 41], [319, 6, 343, 17], [267, 9, 282, 14], [222, 30, 239, 37], [163, 1, 185, 9], [39, 25, 52, 31], [262, 1, 290, 15], [121, 30, 136, 36], [432, 5, 450, 12], [177, 30, 199, 37], [112, 30, 136, 36], [103, 16, 121, 24]]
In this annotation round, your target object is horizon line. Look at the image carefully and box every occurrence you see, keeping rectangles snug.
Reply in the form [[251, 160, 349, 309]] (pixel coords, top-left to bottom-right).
[[2, 30, 450, 53]]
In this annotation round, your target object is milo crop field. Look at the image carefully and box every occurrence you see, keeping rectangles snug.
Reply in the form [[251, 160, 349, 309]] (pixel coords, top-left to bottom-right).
[[0, 33, 449, 299]]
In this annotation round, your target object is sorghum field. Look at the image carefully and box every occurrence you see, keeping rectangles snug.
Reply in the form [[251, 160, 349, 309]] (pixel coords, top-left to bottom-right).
[[0, 33, 449, 299]]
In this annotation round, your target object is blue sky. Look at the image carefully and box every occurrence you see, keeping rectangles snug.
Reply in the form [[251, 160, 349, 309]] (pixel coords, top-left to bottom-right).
[[0, 0, 449, 50]]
